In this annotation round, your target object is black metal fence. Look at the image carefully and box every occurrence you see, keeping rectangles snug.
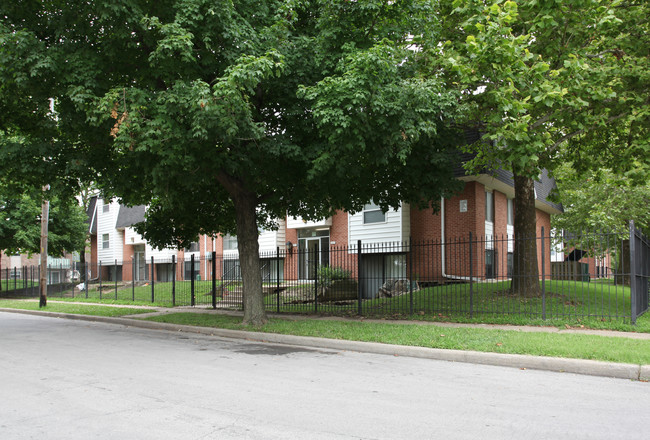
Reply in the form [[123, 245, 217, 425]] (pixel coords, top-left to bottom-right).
[[2, 224, 649, 323]]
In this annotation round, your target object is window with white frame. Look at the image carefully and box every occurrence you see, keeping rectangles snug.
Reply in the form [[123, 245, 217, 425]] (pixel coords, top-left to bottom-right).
[[185, 242, 199, 252], [507, 198, 514, 226], [363, 201, 385, 224], [102, 198, 110, 212], [485, 190, 494, 223], [102, 233, 110, 249], [223, 234, 238, 250]]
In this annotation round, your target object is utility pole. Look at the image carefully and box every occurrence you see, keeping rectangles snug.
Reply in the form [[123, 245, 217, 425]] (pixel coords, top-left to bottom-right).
[[39, 185, 50, 307]]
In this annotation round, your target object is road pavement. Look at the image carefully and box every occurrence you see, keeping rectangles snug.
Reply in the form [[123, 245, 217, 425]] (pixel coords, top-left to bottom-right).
[[1, 312, 648, 439]]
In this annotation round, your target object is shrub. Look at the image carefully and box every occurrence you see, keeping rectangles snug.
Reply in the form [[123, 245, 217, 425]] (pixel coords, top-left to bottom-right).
[[317, 265, 351, 287]]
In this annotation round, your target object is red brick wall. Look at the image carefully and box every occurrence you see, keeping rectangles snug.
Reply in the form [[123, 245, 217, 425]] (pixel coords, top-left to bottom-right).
[[90, 235, 98, 278], [493, 190, 509, 279], [283, 218, 299, 280], [330, 211, 348, 248], [122, 242, 134, 282]]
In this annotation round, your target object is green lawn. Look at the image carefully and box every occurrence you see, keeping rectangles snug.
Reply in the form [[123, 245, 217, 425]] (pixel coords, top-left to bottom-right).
[[0, 279, 39, 292], [0, 299, 155, 317], [5, 277, 648, 333], [142, 312, 650, 365], [266, 279, 636, 318], [45, 280, 223, 307]]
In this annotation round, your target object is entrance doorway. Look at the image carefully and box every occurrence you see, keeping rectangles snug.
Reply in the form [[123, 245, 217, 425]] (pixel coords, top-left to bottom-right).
[[134, 246, 148, 281], [297, 230, 329, 280]]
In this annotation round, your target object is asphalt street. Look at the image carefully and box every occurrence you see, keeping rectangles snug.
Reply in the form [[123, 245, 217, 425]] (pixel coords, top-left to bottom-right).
[[1, 312, 648, 440]]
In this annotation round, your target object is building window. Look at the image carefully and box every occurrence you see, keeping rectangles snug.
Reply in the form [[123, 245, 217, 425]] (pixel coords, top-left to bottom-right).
[[485, 249, 496, 279], [363, 201, 385, 224], [223, 234, 238, 250], [485, 190, 494, 223], [102, 199, 110, 213], [185, 242, 199, 253], [184, 259, 201, 280], [102, 234, 110, 249], [222, 259, 241, 280], [507, 198, 514, 226]]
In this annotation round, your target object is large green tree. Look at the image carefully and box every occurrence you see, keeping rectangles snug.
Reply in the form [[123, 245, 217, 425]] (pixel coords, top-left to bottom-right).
[[552, 165, 650, 236], [1, 0, 462, 325], [0, 183, 87, 291], [434, 0, 649, 295]]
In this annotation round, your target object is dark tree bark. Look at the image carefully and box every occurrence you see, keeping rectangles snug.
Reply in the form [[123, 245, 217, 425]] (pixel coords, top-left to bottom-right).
[[511, 173, 541, 296], [219, 172, 268, 326]]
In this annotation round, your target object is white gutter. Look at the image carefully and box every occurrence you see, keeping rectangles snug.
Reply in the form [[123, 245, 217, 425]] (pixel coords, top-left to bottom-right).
[[441, 196, 473, 281]]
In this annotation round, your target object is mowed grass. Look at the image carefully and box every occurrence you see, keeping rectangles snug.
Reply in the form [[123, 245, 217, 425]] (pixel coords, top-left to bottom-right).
[[44, 280, 222, 307], [6, 278, 648, 333], [266, 279, 640, 323], [0, 299, 155, 317], [142, 312, 650, 365]]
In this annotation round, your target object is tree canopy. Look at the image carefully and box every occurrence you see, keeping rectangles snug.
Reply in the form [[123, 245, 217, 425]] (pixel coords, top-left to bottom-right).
[[1, 0, 463, 324], [433, 0, 649, 294], [552, 165, 650, 236], [0, 183, 87, 258]]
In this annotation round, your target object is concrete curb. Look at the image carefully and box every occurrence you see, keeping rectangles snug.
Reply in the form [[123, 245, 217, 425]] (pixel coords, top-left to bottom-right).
[[2, 308, 648, 382]]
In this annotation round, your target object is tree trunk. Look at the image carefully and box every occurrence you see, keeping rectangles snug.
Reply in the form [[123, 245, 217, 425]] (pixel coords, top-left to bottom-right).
[[232, 190, 268, 326], [511, 174, 541, 296], [40, 190, 49, 307]]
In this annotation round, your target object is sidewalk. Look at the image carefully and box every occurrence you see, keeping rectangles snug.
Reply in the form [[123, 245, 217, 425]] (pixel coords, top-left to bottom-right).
[[2, 300, 649, 381]]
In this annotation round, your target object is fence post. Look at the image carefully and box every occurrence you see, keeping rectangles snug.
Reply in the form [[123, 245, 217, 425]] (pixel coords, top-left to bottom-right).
[[357, 240, 362, 316], [172, 255, 176, 306], [191, 254, 195, 307], [131, 256, 135, 301], [630, 220, 637, 324], [276, 246, 280, 314], [469, 232, 473, 318], [99, 261, 102, 300], [212, 252, 217, 309], [84, 262, 88, 299], [14, 266, 17, 291], [151, 256, 155, 303], [114, 259, 117, 300], [541, 226, 546, 320], [70, 263, 74, 298], [409, 237, 414, 315], [314, 248, 318, 314]]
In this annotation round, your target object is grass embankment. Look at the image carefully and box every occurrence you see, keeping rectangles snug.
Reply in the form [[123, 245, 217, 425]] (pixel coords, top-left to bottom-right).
[[0, 299, 155, 317], [142, 312, 650, 365]]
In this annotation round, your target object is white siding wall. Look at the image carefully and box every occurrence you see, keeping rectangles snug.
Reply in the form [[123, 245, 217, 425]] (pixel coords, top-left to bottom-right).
[[258, 219, 287, 253], [348, 203, 410, 246], [124, 227, 146, 245], [286, 216, 332, 229], [145, 244, 177, 261], [224, 219, 287, 257], [97, 199, 123, 263]]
